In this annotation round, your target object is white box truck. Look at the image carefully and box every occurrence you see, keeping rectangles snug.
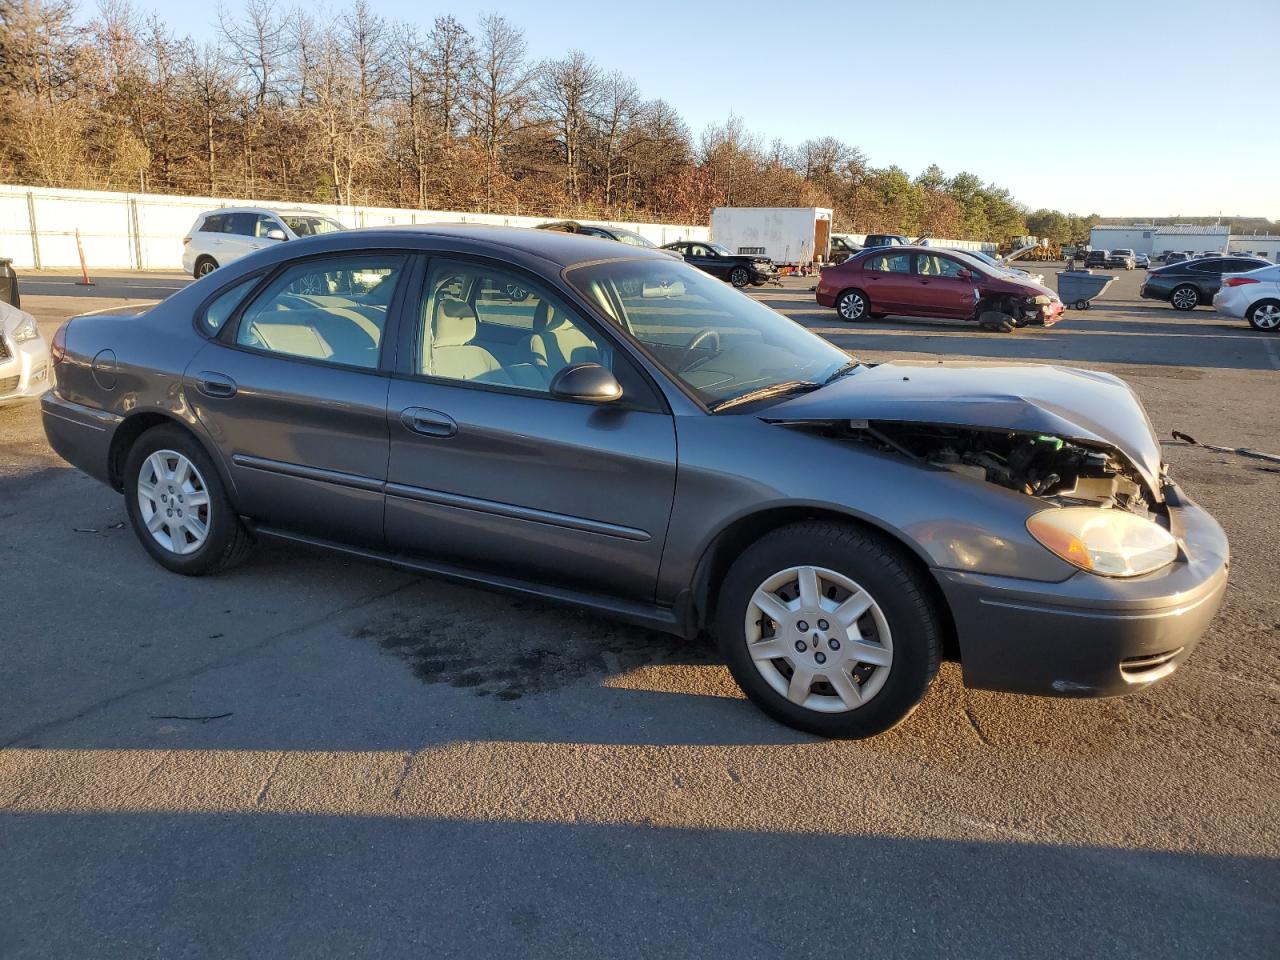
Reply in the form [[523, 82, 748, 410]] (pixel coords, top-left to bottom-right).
[[710, 207, 833, 267]]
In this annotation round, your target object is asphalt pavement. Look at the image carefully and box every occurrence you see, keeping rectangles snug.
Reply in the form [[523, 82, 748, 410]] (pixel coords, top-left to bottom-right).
[[1, 265, 1277, 959]]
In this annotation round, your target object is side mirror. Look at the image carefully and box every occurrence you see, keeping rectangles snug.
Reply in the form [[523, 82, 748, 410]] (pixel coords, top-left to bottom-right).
[[266, 228, 287, 241], [549, 363, 623, 403]]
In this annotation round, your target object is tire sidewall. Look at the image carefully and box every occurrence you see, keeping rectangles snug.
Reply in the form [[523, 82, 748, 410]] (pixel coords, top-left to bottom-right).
[[836, 289, 868, 321], [717, 525, 939, 738], [124, 424, 239, 575]]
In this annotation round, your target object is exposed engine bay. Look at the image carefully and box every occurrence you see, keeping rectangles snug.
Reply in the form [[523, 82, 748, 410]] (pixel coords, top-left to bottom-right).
[[843, 420, 1161, 518]]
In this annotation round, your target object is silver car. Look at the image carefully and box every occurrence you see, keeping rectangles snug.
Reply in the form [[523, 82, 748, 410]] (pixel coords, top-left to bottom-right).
[[41, 226, 1229, 738], [1, 300, 51, 406]]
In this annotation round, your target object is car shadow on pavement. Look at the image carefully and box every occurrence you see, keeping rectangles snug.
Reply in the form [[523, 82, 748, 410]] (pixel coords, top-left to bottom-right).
[[1, 811, 1275, 959]]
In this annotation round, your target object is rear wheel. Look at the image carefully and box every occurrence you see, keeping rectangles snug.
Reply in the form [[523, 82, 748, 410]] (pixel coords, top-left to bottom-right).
[[1248, 299, 1280, 331], [193, 256, 218, 278], [124, 424, 254, 576], [1170, 285, 1199, 310], [836, 289, 869, 321], [729, 266, 751, 287], [717, 522, 942, 738]]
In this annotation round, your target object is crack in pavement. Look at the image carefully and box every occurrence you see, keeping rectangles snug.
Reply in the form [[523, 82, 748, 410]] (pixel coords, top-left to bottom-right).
[[0, 576, 424, 749]]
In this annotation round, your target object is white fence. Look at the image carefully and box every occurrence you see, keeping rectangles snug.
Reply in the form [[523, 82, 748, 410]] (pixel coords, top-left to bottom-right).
[[0, 184, 710, 271]]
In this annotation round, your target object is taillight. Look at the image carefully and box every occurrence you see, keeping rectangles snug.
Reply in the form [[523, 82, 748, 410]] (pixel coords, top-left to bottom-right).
[[182, 236, 191, 245], [50, 321, 68, 364], [1223, 277, 1259, 287]]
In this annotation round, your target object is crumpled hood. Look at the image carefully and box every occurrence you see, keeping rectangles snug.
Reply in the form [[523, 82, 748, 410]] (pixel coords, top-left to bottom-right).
[[762, 362, 1165, 498]]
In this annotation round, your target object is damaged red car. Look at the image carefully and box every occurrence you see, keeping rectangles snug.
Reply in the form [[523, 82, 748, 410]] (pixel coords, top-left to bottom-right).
[[816, 246, 1063, 331]]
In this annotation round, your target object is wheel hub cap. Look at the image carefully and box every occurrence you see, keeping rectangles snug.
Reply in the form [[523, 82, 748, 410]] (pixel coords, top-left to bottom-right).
[[744, 565, 893, 713], [137, 449, 211, 555]]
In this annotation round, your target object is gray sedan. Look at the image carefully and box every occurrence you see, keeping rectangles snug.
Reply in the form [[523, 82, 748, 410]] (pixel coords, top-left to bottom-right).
[[41, 225, 1229, 738]]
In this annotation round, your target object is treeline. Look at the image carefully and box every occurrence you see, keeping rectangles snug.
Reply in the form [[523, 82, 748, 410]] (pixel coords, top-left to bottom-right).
[[5, 0, 1097, 240]]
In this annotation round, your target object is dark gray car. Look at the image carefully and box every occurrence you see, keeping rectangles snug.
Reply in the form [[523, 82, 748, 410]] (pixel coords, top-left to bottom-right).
[[41, 225, 1229, 738]]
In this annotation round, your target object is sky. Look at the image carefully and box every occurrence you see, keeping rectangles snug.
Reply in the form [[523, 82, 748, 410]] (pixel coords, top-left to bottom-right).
[[152, 0, 1280, 219]]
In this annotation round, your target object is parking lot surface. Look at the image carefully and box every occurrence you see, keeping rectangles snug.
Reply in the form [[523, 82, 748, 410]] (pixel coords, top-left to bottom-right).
[[2, 267, 1278, 958]]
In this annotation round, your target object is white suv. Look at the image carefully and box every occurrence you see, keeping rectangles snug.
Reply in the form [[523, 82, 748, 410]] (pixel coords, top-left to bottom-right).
[[181, 207, 346, 277]]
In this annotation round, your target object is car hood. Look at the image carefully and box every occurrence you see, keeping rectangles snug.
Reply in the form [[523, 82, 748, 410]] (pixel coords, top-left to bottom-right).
[[762, 362, 1164, 498]]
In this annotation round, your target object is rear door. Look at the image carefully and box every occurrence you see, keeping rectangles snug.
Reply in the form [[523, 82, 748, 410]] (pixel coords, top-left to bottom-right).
[[860, 250, 915, 313], [910, 253, 978, 318], [186, 250, 411, 547], [384, 257, 677, 601]]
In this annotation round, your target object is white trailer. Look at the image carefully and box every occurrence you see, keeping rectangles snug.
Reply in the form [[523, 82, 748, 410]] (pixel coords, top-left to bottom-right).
[[710, 207, 833, 267]]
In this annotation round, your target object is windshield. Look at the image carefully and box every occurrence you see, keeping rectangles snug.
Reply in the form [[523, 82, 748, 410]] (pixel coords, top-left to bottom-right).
[[567, 258, 852, 409], [706, 242, 734, 256], [614, 230, 657, 248], [281, 215, 344, 237]]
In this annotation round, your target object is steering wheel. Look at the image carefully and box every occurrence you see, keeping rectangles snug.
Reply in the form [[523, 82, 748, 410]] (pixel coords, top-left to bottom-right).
[[677, 328, 721, 372]]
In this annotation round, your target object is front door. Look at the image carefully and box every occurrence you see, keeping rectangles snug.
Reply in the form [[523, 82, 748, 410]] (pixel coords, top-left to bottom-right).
[[860, 249, 915, 313], [686, 243, 730, 280], [384, 257, 677, 601], [910, 252, 978, 318], [186, 251, 411, 547]]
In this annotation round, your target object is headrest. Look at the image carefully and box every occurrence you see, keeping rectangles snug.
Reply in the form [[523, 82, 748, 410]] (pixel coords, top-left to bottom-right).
[[532, 299, 568, 333], [434, 297, 477, 347]]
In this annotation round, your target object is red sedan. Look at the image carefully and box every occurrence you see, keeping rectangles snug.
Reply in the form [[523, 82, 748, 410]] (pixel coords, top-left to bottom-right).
[[816, 246, 1063, 331]]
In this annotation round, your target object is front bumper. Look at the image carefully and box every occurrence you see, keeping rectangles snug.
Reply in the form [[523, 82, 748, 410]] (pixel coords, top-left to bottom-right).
[[0, 333, 52, 405], [935, 482, 1229, 698]]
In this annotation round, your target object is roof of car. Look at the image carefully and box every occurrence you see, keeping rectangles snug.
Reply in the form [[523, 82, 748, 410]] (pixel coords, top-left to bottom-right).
[[287, 223, 674, 268], [199, 206, 338, 218]]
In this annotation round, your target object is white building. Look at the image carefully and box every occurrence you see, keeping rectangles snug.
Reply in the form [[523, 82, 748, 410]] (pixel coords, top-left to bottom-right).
[[1151, 225, 1230, 257], [1089, 225, 1157, 254], [1228, 235, 1280, 261]]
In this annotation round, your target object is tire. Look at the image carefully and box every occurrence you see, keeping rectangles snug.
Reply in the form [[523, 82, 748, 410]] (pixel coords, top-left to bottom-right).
[[1074, 299, 1089, 310], [978, 310, 1016, 332], [1247, 299, 1280, 331], [729, 266, 751, 288], [1170, 285, 1199, 311], [835, 288, 869, 321], [716, 521, 942, 738], [123, 424, 254, 576], [193, 256, 218, 278]]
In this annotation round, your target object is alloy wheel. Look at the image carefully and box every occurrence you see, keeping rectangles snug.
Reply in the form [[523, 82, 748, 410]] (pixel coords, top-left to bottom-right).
[[838, 292, 866, 320], [743, 565, 893, 713], [730, 267, 750, 287], [1171, 287, 1198, 310], [136, 449, 212, 555], [1251, 303, 1280, 330]]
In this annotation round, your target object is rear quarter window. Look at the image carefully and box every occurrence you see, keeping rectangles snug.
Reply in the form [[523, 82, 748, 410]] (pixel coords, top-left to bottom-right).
[[201, 275, 262, 335]]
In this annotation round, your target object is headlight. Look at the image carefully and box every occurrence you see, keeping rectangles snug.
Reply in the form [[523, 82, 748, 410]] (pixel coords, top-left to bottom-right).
[[1027, 507, 1178, 577], [11, 314, 40, 343], [1031, 295, 1052, 305]]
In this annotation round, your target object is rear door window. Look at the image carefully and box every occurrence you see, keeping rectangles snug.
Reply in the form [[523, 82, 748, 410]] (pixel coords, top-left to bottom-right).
[[200, 214, 230, 233], [915, 254, 969, 278], [865, 252, 912, 273]]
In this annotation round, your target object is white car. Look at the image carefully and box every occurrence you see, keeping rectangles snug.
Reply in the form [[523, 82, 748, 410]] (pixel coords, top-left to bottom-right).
[[1212, 264, 1280, 331], [961, 249, 1046, 286], [0, 301, 51, 405], [181, 207, 346, 278]]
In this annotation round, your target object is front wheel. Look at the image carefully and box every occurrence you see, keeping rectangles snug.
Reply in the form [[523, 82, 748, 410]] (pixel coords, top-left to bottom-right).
[[1170, 285, 1199, 310], [717, 522, 942, 738], [1248, 299, 1280, 331], [124, 424, 254, 576], [729, 266, 751, 287], [835, 289, 869, 321]]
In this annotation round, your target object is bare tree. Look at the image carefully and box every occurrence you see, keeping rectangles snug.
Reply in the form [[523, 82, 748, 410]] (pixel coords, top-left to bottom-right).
[[464, 12, 531, 209]]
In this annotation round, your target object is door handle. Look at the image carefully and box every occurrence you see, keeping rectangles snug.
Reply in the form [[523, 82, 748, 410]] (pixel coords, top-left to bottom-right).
[[196, 371, 238, 398], [400, 407, 457, 438]]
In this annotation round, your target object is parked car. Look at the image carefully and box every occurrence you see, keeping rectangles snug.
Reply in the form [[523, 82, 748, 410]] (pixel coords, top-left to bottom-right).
[[1211, 264, 1280, 331], [817, 246, 1063, 331], [861, 233, 909, 250], [828, 235, 861, 264], [535, 220, 659, 248], [1, 256, 20, 309], [40, 225, 1227, 738], [1106, 249, 1136, 270], [1084, 250, 1110, 269], [662, 240, 776, 287], [1134, 254, 1150, 269], [1163, 252, 1191, 265], [1140, 255, 1270, 310], [182, 207, 346, 278], [961, 249, 1045, 286], [1, 299, 51, 406]]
